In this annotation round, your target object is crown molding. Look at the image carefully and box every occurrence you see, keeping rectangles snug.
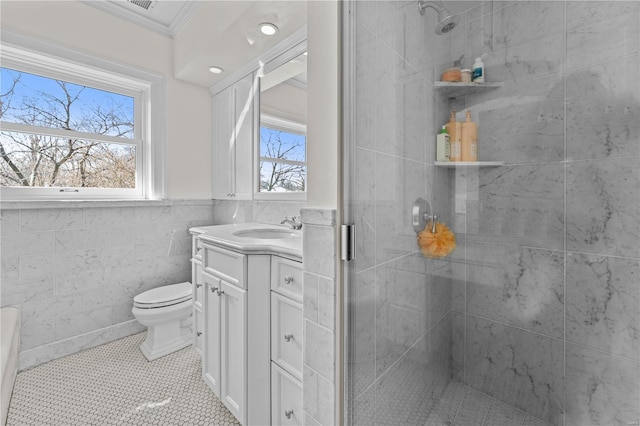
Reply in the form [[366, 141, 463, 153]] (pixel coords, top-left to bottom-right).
[[81, 0, 202, 38]]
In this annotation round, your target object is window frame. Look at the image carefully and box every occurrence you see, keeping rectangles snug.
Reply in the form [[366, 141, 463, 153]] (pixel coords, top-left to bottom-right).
[[255, 114, 307, 200], [0, 31, 165, 200]]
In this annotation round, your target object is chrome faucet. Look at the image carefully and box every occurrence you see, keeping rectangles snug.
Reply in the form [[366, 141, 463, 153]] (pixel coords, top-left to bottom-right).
[[281, 216, 302, 230]]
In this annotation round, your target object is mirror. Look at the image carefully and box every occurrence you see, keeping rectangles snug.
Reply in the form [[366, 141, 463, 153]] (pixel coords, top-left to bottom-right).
[[258, 51, 307, 195]]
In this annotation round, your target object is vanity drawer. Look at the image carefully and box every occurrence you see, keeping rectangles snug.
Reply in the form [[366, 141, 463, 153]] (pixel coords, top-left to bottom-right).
[[192, 261, 204, 310], [203, 244, 246, 288], [271, 292, 303, 380], [271, 362, 303, 426], [271, 256, 303, 302]]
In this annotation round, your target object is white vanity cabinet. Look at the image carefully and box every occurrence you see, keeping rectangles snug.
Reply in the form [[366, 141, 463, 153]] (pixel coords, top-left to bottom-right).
[[270, 256, 304, 426], [212, 72, 256, 200], [190, 224, 302, 426]]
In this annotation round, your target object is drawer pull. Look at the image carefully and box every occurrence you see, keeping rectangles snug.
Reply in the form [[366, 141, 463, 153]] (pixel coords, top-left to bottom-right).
[[197, 332, 202, 337], [211, 286, 218, 293], [284, 410, 294, 419], [284, 333, 294, 342], [217, 289, 225, 296], [284, 275, 294, 284]]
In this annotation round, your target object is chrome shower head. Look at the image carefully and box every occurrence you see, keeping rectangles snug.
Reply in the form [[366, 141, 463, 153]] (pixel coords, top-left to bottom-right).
[[418, 0, 460, 34]]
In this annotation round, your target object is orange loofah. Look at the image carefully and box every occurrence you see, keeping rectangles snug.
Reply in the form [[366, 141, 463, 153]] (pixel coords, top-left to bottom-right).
[[417, 221, 456, 258]]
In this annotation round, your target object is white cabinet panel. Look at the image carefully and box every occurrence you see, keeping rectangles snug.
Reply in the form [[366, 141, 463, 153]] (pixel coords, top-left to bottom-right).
[[194, 307, 203, 356], [192, 261, 204, 310], [271, 362, 303, 426], [271, 292, 303, 381]]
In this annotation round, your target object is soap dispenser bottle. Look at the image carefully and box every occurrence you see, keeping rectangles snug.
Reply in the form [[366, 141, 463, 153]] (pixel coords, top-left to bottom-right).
[[436, 126, 450, 162], [472, 57, 485, 83], [461, 110, 478, 162], [446, 111, 462, 162]]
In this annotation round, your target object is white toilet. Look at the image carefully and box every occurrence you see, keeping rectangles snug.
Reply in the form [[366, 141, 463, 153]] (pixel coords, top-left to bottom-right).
[[132, 282, 193, 361]]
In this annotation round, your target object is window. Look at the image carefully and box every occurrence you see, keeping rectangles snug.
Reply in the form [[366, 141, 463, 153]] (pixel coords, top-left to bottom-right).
[[258, 115, 306, 195], [0, 33, 164, 200]]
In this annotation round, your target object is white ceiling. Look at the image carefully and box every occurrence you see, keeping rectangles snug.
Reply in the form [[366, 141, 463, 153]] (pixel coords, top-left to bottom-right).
[[84, 0, 308, 87]]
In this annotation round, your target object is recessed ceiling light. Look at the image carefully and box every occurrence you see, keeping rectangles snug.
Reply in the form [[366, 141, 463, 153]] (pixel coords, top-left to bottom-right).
[[258, 22, 278, 36], [208, 66, 224, 74]]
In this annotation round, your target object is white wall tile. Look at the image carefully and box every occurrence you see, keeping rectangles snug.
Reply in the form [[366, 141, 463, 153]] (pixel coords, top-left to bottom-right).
[[318, 277, 335, 330], [55, 228, 110, 252], [305, 320, 335, 381], [1, 209, 20, 234], [21, 208, 84, 231], [304, 272, 319, 322]]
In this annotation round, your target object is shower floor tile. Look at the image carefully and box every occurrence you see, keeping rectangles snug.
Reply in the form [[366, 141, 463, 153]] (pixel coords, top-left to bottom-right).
[[6, 332, 239, 426], [426, 382, 552, 426]]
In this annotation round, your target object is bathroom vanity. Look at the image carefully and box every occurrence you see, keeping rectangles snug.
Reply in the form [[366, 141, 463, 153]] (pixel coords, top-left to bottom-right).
[[190, 223, 303, 426]]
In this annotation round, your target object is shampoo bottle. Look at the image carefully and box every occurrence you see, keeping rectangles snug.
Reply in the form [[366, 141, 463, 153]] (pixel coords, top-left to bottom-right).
[[446, 111, 462, 162], [472, 57, 485, 83], [436, 126, 450, 162], [461, 110, 478, 162]]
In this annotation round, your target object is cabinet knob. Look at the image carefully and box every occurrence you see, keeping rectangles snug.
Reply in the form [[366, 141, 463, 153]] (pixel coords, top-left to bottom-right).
[[196, 284, 202, 288], [211, 286, 218, 293], [217, 289, 225, 296], [197, 332, 202, 337], [284, 275, 294, 284], [284, 410, 294, 420], [284, 333, 294, 342]]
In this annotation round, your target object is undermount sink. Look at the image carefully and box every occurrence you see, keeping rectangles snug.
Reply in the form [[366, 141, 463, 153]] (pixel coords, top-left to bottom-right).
[[232, 229, 301, 240]]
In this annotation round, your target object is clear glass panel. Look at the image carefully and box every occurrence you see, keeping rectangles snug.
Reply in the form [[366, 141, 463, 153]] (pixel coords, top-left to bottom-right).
[[0, 67, 134, 138], [0, 131, 136, 188], [259, 126, 306, 192], [345, 1, 639, 426]]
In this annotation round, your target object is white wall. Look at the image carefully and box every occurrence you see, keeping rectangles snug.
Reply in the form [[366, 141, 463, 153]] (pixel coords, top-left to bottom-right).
[[0, 1, 213, 199], [307, 1, 340, 210]]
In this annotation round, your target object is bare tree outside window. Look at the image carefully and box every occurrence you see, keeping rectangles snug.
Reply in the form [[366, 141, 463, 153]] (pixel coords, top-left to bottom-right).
[[259, 126, 306, 193], [0, 67, 137, 189]]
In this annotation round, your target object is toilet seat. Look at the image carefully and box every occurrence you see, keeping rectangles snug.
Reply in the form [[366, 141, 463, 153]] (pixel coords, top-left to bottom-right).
[[134, 282, 192, 309]]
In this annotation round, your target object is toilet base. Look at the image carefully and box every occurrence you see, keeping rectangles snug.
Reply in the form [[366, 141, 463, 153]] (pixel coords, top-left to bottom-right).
[[139, 321, 192, 361]]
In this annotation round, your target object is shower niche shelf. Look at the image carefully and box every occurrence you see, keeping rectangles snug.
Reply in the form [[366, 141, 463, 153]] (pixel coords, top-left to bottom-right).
[[435, 161, 504, 167], [434, 81, 504, 99]]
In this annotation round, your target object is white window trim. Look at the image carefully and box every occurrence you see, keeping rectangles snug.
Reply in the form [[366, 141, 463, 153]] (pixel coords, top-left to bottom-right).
[[255, 114, 307, 201], [0, 30, 165, 200]]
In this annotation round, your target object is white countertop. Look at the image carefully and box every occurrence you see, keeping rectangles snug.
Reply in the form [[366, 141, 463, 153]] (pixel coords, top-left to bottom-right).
[[190, 222, 303, 262]]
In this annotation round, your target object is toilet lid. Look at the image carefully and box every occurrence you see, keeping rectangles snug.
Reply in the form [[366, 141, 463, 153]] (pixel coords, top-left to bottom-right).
[[134, 282, 192, 308]]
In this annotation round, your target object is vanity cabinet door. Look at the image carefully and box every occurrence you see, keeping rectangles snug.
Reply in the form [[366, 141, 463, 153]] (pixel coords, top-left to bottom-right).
[[212, 72, 255, 200], [220, 281, 247, 425], [203, 273, 221, 397]]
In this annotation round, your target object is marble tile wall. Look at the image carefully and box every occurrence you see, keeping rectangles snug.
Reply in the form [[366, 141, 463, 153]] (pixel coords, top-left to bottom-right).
[[301, 208, 337, 426], [0, 200, 214, 370], [212, 199, 305, 226], [348, 1, 453, 425], [445, 1, 640, 425]]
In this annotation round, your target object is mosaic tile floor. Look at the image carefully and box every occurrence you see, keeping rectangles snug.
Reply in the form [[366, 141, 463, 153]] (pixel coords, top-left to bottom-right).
[[426, 381, 553, 426], [6, 332, 239, 426]]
